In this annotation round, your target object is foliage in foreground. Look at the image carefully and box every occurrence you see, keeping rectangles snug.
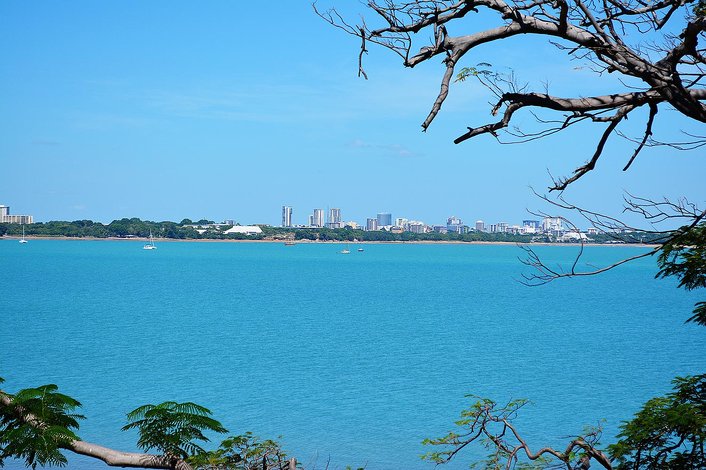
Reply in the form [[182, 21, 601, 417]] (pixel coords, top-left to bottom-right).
[[657, 223, 706, 326], [610, 374, 706, 469], [0, 379, 84, 469], [422, 375, 706, 469], [422, 397, 609, 469], [188, 433, 291, 470], [0, 376, 291, 470], [122, 402, 228, 459]]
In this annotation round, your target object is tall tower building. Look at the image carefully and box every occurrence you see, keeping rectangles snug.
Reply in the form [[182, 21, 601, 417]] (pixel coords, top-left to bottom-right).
[[329, 208, 341, 224], [475, 220, 485, 232], [542, 217, 562, 232], [366, 218, 379, 231], [0, 205, 8, 218], [327, 208, 342, 228], [312, 209, 324, 228], [281, 206, 293, 227], [376, 212, 392, 227]]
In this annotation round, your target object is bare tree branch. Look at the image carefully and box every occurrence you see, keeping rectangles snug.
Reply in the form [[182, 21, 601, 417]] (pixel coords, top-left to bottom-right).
[[623, 101, 659, 171], [422, 397, 613, 468], [319, 0, 706, 191], [518, 191, 706, 285]]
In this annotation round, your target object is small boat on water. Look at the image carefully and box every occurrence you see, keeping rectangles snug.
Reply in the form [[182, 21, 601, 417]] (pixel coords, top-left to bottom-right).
[[143, 230, 157, 250], [357, 247, 364, 252], [340, 243, 351, 254], [19, 225, 28, 244], [284, 241, 296, 246]]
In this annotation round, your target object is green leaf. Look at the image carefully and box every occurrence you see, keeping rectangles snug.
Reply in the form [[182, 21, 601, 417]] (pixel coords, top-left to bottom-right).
[[122, 401, 227, 460], [188, 432, 290, 470], [609, 374, 706, 468], [0, 382, 83, 469]]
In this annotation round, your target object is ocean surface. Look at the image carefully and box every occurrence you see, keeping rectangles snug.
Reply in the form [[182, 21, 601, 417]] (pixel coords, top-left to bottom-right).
[[1, 239, 704, 469]]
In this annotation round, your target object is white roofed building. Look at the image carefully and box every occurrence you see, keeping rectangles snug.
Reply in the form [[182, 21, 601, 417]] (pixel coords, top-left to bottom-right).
[[558, 231, 588, 242], [223, 225, 263, 235]]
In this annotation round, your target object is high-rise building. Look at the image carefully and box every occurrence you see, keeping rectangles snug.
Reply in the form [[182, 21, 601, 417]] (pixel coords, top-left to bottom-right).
[[308, 215, 314, 226], [376, 212, 392, 227], [327, 208, 342, 228], [447, 216, 466, 233], [366, 218, 378, 231], [475, 220, 485, 232], [312, 209, 324, 228], [542, 217, 563, 233], [281, 206, 293, 227], [395, 217, 408, 228], [409, 222, 426, 234], [0, 205, 8, 218]]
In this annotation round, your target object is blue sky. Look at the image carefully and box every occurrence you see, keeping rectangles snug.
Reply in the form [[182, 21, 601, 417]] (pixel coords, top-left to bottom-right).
[[1, 1, 703, 227]]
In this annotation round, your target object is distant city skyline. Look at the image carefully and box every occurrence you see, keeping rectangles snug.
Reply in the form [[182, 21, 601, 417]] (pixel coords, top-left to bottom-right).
[[274, 204, 566, 234], [0, 198, 668, 233]]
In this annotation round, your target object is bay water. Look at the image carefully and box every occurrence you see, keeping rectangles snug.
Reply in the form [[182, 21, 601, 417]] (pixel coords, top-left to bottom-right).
[[1, 240, 704, 469]]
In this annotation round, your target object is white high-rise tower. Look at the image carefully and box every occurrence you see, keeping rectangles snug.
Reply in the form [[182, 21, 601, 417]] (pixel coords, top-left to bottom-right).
[[282, 206, 293, 227], [312, 209, 324, 228]]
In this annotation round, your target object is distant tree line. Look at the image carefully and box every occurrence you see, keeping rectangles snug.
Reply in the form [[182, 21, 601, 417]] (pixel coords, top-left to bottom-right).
[[0, 219, 667, 244], [0, 219, 201, 239]]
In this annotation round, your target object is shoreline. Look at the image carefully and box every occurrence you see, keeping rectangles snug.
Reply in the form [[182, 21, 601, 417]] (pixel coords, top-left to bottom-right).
[[1, 235, 660, 248]]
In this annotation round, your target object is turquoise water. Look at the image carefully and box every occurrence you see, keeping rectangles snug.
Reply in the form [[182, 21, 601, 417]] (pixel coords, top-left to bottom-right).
[[1, 240, 704, 469]]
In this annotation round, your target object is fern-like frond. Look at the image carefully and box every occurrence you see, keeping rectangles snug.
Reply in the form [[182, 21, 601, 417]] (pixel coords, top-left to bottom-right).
[[0, 382, 83, 469], [122, 401, 227, 459]]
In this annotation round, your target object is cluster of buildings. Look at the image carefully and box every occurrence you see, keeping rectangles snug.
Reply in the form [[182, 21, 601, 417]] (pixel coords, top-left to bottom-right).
[[280, 205, 595, 239], [282, 206, 399, 231], [282, 206, 355, 230], [0, 205, 33, 224]]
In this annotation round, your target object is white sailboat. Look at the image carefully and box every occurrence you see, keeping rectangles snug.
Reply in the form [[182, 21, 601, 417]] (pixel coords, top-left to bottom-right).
[[143, 230, 157, 250], [340, 243, 350, 254], [19, 225, 28, 244]]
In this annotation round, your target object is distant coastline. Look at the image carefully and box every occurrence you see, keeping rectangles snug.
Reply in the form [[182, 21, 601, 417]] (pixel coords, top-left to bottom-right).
[[1, 234, 660, 248], [0, 218, 667, 246]]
